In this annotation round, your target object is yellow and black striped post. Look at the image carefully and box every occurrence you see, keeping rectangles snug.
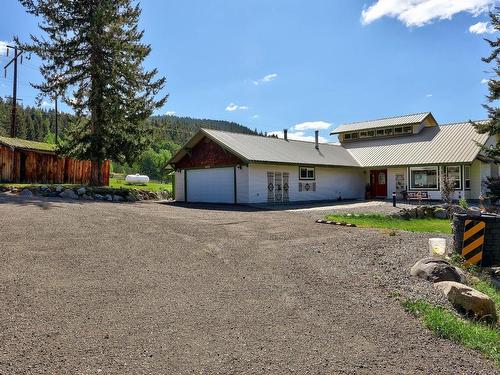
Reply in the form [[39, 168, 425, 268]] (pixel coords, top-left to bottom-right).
[[461, 219, 486, 266]]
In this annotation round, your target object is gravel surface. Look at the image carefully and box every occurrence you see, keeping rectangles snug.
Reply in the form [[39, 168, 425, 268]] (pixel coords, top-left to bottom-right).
[[0, 194, 497, 374]]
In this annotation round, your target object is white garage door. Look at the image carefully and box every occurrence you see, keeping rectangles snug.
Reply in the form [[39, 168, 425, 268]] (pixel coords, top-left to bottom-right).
[[186, 167, 235, 203]]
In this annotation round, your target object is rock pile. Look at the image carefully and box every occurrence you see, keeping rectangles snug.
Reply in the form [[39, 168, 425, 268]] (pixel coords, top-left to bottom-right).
[[410, 257, 497, 323], [391, 204, 466, 220], [0, 185, 171, 202]]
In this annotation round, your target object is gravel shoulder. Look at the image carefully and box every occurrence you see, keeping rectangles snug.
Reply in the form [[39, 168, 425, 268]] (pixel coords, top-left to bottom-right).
[[0, 195, 497, 374]]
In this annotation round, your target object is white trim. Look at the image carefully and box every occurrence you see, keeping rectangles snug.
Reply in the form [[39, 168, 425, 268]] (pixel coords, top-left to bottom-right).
[[464, 165, 471, 190]]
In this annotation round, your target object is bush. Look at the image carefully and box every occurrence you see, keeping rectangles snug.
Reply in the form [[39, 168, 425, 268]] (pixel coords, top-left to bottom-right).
[[485, 176, 500, 204], [459, 197, 469, 210]]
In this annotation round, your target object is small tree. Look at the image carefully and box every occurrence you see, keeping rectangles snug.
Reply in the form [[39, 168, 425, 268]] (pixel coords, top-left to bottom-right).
[[485, 176, 500, 205], [441, 174, 456, 216], [473, 7, 499, 158], [18, 0, 167, 185]]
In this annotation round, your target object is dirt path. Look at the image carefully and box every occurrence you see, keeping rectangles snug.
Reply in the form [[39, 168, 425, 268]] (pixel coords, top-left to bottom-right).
[[0, 195, 497, 374]]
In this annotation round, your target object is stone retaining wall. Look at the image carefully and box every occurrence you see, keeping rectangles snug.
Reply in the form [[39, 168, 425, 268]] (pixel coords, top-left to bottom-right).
[[453, 214, 500, 267]]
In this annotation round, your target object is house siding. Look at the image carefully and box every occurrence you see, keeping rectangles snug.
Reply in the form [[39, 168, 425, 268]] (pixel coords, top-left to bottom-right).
[[247, 164, 364, 204], [386, 167, 407, 199], [236, 165, 249, 203], [174, 170, 185, 202]]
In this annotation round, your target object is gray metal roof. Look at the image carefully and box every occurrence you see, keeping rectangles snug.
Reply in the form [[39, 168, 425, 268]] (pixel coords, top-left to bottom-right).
[[169, 120, 491, 169], [331, 112, 432, 134], [341, 121, 490, 167], [169, 128, 361, 167]]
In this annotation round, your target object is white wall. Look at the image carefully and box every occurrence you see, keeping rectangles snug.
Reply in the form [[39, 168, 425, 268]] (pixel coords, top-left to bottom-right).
[[469, 160, 482, 200], [247, 164, 365, 204], [235, 165, 249, 204], [174, 170, 185, 202], [386, 167, 407, 199]]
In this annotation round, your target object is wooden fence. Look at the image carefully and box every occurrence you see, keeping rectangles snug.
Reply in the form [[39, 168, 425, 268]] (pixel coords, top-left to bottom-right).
[[0, 145, 110, 185]]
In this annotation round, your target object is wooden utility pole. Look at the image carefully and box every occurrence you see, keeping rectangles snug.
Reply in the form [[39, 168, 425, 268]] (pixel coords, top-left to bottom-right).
[[3, 45, 26, 138], [54, 95, 59, 144]]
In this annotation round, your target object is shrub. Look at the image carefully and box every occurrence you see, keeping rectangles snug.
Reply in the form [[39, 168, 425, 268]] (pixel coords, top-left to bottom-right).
[[459, 197, 469, 210]]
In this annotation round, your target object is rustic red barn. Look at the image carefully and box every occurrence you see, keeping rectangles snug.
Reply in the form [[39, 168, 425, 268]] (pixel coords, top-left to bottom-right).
[[0, 136, 110, 185]]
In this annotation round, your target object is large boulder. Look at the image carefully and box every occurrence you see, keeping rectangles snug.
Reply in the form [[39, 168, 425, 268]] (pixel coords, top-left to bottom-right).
[[434, 208, 448, 219], [59, 189, 78, 200], [20, 188, 33, 197], [112, 194, 124, 202], [467, 206, 482, 217], [410, 257, 466, 283], [76, 187, 86, 196], [434, 281, 497, 323]]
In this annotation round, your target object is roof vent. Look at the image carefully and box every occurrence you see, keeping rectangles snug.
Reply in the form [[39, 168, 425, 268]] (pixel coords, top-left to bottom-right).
[[284, 129, 288, 141], [315, 130, 319, 149]]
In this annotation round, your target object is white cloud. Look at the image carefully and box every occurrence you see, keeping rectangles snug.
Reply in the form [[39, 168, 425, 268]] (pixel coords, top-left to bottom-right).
[[0, 40, 11, 56], [293, 121, 332, 131], [253, 73, 278, 85], [469, 21, 496, 34], [166, 110, 176, 116], [481, 78, 490, 84], [268, 130, 328, 143], [251, 114, 260, 119], [426, 93, 433, 97], [225, 102, 248, 112], [361, 0, 494, 27], [41, 100, 54, 108]]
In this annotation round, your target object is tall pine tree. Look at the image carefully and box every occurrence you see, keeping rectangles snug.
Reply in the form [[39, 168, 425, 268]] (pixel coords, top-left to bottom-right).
[[475, 7, 500, 158], [18, 0, 167, 185]]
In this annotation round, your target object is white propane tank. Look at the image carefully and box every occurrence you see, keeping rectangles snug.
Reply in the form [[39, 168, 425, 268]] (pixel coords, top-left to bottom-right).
[[125, 174, 150, 185]]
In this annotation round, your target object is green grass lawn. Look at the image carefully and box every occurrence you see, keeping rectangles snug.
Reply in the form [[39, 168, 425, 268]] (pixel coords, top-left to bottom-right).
[[1, 178, 171, 193], [325, 213, 452, 234], [108, 177, 171, 192], [403, 299, 499, 368]]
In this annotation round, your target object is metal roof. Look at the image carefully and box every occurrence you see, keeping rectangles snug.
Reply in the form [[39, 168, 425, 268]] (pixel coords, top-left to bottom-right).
[[169, 120, 491, 169], [341, 121, 490, 167], [0, 136, 56, 153], [169, 129, 361, 167], [331, 112, 432, 134]]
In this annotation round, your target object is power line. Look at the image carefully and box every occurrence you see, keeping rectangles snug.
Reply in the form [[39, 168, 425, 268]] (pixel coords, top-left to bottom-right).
[[4, 45, 25, 137]]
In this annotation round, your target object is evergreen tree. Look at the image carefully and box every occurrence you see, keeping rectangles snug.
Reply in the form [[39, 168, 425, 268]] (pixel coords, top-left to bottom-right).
[[474, 7, 500, 158], [18, 0, 167, 185]]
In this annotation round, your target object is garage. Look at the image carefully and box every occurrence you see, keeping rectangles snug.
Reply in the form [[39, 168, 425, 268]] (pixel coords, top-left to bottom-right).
[[186, 167, 235, 203]]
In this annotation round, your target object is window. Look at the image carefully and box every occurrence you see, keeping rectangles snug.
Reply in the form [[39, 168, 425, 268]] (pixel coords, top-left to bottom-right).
[[367, 130, 375, 137], [410, 166, 439, 190], [351, 132, 359, 139], [384, 128, 393, 135], [376, 129, 385, 136], [403, 126, 412, 134], [343, 133, 351, 140], [394, 127, 403, 135], [299, 166, 315, 180], [445, 166, 461, 189], [464, 165, 471, 190], [360, 131, 368, 138]]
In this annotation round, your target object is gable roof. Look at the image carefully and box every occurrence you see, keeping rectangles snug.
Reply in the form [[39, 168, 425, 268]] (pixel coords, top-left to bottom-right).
[[0, 136, 56, 153], [341, 121, 490, 167], [169, 129, 360, 167], [331, 112, 433, 134], [169, 119, 491, 170]]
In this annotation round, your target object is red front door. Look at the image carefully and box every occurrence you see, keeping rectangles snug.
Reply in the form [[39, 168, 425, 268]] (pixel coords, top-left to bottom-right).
[[370, 169, 387, 198]]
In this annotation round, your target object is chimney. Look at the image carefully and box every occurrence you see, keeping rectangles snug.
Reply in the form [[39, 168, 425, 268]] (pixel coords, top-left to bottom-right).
[[315, 130, 319, 149], [284, 129, 288, 141]]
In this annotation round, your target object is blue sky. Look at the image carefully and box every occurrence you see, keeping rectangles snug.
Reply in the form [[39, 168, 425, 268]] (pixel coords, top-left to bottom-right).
[[0, 0, 497, 142]]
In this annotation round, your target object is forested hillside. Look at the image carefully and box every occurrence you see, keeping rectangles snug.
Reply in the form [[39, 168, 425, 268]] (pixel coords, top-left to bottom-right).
[[0, 99, 259, 179]]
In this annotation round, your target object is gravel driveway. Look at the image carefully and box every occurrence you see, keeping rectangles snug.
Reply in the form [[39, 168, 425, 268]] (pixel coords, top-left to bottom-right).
[[0, 195, 497, 374]]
